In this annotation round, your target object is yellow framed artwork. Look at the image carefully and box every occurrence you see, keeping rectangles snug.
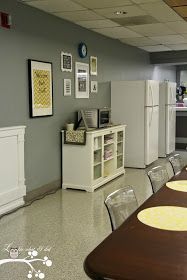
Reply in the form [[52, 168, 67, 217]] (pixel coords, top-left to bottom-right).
[[28, 60, 53, 117]]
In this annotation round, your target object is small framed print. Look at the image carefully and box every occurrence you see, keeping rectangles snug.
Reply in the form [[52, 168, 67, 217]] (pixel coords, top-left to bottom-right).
[[61, 51, 72, 72], [64, 79, 71, 96], [90, 56, 97, 76], [91, 81, 98, 93]]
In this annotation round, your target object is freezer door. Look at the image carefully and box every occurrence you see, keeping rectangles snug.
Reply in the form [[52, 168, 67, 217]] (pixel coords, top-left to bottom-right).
[[145, 80, 159, 107], [145, 106, 159, 165], [166, 105, 176, 154], [166, 82, 176, 105]]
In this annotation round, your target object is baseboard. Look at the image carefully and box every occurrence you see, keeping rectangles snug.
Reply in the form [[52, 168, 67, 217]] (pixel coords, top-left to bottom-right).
[[176, 143, 187, 150], [0, 198, 24, 216], [25, 179, 61, 203]]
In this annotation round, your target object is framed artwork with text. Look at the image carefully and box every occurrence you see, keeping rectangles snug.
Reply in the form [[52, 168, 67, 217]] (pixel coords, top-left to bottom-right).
[[28, 59, 53, 117]]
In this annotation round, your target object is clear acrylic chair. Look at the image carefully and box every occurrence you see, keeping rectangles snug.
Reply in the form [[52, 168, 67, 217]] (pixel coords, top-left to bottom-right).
[[104, 186, 138, 231], [169, 154, 184, 175], [147, 165, 169, 193]]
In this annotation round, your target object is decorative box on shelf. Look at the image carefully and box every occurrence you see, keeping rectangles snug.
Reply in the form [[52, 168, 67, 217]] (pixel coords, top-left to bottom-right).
[[61, 125, 126, 192], [64, 129, 86, 145]]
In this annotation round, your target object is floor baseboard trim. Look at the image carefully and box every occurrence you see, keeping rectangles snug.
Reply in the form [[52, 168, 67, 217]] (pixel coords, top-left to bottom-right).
[[25, 180, 61, 203]]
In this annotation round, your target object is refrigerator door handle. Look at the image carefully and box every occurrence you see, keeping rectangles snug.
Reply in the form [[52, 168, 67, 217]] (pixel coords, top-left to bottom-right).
[[149, 85, 153, 126], [150, 84, 154, 107], [149, 107, 153, 126], [169, 86, 172, 104]]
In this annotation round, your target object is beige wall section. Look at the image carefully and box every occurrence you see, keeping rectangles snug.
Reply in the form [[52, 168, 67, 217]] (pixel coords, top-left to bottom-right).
[[0, 0, 176, 191]]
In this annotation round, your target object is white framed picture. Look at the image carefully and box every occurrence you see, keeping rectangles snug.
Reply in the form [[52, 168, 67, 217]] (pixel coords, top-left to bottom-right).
[[91, 81, 98, 93], [61, 51, 72, 72], [64, 79, 71, 96], [90, 56, 97, 76], [75, 62, 89, 99]]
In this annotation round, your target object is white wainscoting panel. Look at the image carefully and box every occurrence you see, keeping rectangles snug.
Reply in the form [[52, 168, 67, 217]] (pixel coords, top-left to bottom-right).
[[0, 126, 26, 215]]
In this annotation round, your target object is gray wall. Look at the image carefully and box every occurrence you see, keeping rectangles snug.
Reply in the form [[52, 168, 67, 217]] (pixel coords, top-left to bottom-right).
[[176, 65, 187, 86], [0, 0, 176, 191], [152, 65, 176, 82]]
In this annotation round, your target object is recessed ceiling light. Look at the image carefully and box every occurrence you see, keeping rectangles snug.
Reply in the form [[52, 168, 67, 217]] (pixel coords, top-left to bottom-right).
[[115, 11, 127, 15]]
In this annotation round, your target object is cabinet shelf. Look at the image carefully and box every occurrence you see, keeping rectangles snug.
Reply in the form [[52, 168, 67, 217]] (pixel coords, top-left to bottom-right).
[[117, 140, 123, 144], [94, 162, 102, 167], [117, 153, 123, 157], [104, 156, 114, 162], [94, 147, 102, 151], [104, 141, 114, 146]]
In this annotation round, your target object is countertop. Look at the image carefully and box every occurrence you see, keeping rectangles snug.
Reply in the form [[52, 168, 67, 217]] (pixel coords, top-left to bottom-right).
[[61, 124, 126, 134], [175, 107, 187, 111]]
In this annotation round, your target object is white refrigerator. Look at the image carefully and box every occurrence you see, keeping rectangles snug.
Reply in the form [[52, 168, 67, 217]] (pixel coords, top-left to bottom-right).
[[159, 81, 176, 157], [111, 80, 159, 168]]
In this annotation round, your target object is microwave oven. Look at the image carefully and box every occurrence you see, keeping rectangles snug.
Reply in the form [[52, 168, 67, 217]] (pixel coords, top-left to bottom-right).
[[78, 108, 111, 128]]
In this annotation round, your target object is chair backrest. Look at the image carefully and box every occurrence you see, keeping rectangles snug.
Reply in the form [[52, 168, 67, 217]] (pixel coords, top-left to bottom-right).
[[104, 186, 138, 231], [147, 165, 169, 193], [169, 154, 184, 175]]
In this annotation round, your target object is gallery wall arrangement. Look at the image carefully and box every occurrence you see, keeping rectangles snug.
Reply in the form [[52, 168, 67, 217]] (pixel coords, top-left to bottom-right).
[[28, 43, 98, 118], [60, 44, 98, 100]]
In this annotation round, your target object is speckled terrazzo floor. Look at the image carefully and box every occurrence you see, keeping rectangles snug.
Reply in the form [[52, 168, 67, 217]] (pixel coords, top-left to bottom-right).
[[0, 152, 186, 280]]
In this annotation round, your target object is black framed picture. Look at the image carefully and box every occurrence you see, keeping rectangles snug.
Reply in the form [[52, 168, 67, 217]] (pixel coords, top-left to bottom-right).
[[61, 52, 72, 72], [28, 59, 53, 118]]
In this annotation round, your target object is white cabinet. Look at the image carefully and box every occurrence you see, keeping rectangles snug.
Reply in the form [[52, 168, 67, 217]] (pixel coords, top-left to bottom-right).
[[62, 125, 125, 192], [0, 126, 26, 215]]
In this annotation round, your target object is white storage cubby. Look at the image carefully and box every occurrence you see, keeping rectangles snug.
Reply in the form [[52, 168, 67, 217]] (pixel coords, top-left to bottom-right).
[[62, 125, 125, 192]]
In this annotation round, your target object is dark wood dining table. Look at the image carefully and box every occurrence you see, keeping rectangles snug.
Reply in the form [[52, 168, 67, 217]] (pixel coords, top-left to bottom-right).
[[84, 167, 187, 280]]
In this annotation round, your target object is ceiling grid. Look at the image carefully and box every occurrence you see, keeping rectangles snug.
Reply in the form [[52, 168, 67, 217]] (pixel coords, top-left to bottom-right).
[[19, 0, 187, 52]]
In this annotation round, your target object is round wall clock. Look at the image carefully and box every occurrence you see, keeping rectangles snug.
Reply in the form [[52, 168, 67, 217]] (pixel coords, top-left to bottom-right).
[[78, 43, 87, 58]]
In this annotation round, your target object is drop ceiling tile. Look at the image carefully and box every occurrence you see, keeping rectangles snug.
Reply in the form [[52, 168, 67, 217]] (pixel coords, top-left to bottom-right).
[[54, 10, 104, 21], [181, 33, 187, 39], [132, 0, 161, 3], [92, 26, 143, 39], [173, 6, 187, 18], [139, 45, 172, 52], [93, 5, 147, 19], [73, 0, 132, 9], [77, 19, 119, 29], [150, 34, 187, 44], [166, 43, 187, 50], [166, 21, 187, 34], [140, 1, 182, 22], [26, 0, 86, 13], [20, 0, 39, 2], [19, 0, 43, 2], [120, 36, 158, 46], [128, 23, 177, 36]]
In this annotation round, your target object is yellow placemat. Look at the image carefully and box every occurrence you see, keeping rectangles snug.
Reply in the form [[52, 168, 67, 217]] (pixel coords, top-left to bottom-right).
[[137, 206, 187, 231], [166, 180, 187, 192]]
